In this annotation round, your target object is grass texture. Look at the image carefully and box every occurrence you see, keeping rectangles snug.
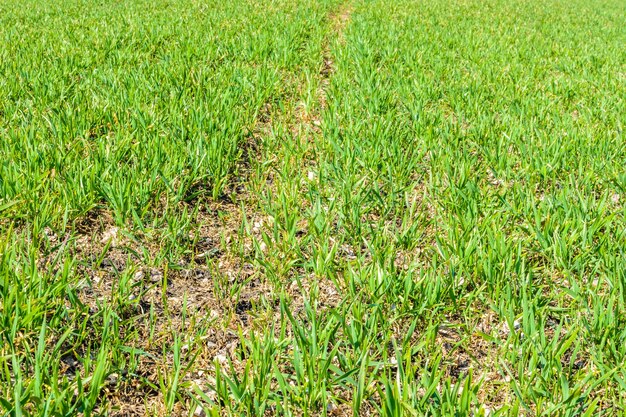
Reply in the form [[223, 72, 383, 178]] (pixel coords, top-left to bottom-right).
[[1, 0, 625, 415]]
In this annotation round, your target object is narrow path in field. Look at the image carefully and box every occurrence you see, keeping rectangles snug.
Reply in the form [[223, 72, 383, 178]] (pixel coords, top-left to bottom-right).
[[319, 2, 353, 109], [181, 4, 356, 414]]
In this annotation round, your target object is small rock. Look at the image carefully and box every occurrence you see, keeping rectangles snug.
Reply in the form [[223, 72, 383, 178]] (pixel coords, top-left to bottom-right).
[[214, 354, 228, 366], [194, 405, 206, 417], [101, 227, 119, 246], [501, 318, 522, 335], [106, 373, 118, 386], [149, 269, 163, 283]]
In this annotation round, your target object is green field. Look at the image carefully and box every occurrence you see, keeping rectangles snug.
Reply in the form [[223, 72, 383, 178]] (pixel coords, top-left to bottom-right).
[[1, 0, 626, 415]]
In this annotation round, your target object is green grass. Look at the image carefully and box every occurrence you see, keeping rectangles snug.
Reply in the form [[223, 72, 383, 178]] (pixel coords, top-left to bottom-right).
[[1, 0, 625, 415]]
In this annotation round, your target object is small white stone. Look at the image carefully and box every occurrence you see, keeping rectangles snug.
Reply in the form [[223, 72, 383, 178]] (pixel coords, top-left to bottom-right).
[[101, 227, 119, 246], [149, 269, 163, 283], [194, 405, 206, 417]]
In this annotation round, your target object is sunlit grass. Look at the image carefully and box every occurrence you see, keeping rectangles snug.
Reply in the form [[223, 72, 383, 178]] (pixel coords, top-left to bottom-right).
[[1, 0, 625, 415]]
